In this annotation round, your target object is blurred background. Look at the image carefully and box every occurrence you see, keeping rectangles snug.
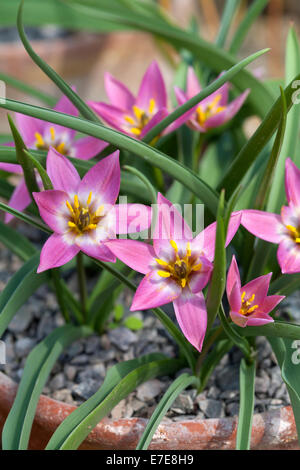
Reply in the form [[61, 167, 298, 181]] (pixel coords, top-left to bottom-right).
[[0, 0, 299, 132]]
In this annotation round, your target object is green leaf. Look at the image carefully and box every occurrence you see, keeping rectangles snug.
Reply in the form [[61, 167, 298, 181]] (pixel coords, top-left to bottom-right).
[[215, 0, 240, 48], [0, 201, 50, 233], [229, 0, 269, 55], [46, 354, 181, 450], [236, 321, 300, 341], [236, 358, 256, 450], [136, 373, 197, 450], [124, 315, 143, 331], [270, 273, 300, 297], [0, 71, 56, 106], [17, 0, 101, 124], [206, 191, 226, 332], [0, 253, 48, 338], [0, 220, 36, 261], [2, 325, 92, 450], [114, 304, 124, 322], [218, 73, 300, 197], [268, 337, 300, 445], [23, 149, 53, 190], [218, 304, 252, 358], [7, 114, 39, 199], [267, 27, 300, 213]]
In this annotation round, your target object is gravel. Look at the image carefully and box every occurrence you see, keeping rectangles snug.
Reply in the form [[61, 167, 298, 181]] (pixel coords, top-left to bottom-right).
[[0, 242, 295, 422]]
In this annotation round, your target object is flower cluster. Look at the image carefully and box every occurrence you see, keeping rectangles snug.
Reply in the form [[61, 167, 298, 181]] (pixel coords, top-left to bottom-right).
[[2, 62, 292, 354]]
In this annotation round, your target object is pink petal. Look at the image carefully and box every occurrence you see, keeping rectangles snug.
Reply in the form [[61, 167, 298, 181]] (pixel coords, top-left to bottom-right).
[[230, 311, 249, 328], [78, 151, 120, 205], [104, 72, 135, 110], [241, 210, 283, 244], [194, 211, 242, 262], [174, 86, 188, 106], [188, 256, 213, 294], [260, 295, 285, 315], [153, 193, 193, 255], [75, 234, 116, 262], [228, 281, 242, 313], [186, 67, 201, 97], [173, 290, 207, 352], [200, 81, 230, 109], [245, 315, 274, 327], [136, 61, 167, 110], [15, 113, 45, 147], [114, 204, 152, 234], [87, 101, 128, 134], [243, 273, 272, 305], [226, 255, 241, 297], [0, 162, 23, 174], [37, 233, 79, 273], [130, 270, 181, 311], [281, 205, 298, 227], [54, 89, 79, 116], [47, 147, 80, 194], [4, 179, 31, 224], [73, 137, 108, 160], [278, 239, 300, 274], [285, 158, 300, 207], [33, 190, 69, 233], [105, 239, 155, 274]]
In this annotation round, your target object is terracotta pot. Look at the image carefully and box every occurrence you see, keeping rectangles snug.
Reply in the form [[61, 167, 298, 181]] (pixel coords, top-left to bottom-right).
[[0, 372, 299, 450]]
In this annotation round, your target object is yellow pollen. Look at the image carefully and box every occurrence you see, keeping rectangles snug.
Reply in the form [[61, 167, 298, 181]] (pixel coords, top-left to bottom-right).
[[74, 195, 80, 210], [170, 240, 178, 253], [35, 132, 45, 147], [186, 242, 191, 258], [66, 200, 74, 215], [95, 205, 104, 217], [131, 127, 142, 136], [157, 270, 171, 278], [192, 263, 202, 272], [148, 98, 156, 115], [155, 258, 169, 266], [286, 224, 298, 234], [68, 221, 76, 228], [56, 142, 65, 154], [248, 305, 259, 314], [133, 105, 143, 121], [181, 278, 187, 288], [124, 116, 135, 125], [50, 126, 56, 141], [85, 223, 97, 230], [87, 191, 92, 205], [241, 291, 246, 302], [248, 293, 256, 303]]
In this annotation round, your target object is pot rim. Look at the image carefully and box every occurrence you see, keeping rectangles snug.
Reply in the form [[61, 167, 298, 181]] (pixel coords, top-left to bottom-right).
[[0, 371, 298, 450]]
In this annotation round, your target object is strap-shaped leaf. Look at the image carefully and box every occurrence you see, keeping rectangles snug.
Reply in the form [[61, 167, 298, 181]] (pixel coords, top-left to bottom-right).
[[2, 324, 92, 450], [46, 354, 182, 450], [218, 73, 300, 197], [215, 0, 240, 48], [236, 358, 256, 450], [268, 337, 300, 445], [0, 253, 48, 338], [0, 220, 36, 261], [136, 373, 197, 450]]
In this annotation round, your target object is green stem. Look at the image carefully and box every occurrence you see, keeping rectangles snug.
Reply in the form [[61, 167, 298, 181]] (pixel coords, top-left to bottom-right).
[[192, 133, 205, 173], [51, 269, 70, 323], [194, 325, 223, 377], [77, 252, 88, 320]]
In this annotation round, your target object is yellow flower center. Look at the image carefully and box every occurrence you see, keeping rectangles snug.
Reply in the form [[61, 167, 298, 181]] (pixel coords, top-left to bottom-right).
[[35, 126, 68, 155], [156, 240, 202, 289], [196, 94, 225, 127], [66, 192, 104, 235], [124, 98, 156, 136], [286, 224, 300, 244], [239, 292, 258, 316]]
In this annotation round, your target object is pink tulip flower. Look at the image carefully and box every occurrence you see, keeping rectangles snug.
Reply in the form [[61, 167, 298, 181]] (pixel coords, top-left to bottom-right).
[[174, 67, 250, 132], [226, 256, 284, 327], [241, 158, 300, 274], [33, 148, 151, 273], [0, 92, 108, 223], [106, 194, 241, 352], [88, 61, 187, 140]]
